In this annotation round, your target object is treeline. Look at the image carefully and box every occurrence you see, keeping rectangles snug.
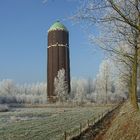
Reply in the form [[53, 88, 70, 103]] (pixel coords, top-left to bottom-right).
[[0, 80, 47, 104], [0, 59, 132, 105], [53, 59, 140, 105], [54, 60, 129, 104]]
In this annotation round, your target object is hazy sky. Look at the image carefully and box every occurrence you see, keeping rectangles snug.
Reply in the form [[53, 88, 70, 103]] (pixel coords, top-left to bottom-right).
[[0, 0, 104, 83]]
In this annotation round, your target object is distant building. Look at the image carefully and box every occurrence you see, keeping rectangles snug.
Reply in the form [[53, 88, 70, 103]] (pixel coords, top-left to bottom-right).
[[47, 21, 70, 102]]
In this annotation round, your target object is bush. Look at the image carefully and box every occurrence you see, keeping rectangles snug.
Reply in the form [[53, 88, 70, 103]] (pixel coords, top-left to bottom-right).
[[0, 104, 9, 112]]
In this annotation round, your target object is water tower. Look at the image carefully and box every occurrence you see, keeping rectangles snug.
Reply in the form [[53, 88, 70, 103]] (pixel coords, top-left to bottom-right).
[[47, 21, 70, 102]]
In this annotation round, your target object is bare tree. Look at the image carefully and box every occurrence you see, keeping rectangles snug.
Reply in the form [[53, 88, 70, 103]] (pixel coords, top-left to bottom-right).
[[73, 0, 140, 110]]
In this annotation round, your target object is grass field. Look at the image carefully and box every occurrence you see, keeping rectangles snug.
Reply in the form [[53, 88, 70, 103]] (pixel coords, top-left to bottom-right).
[[0, 105, 112, 140]]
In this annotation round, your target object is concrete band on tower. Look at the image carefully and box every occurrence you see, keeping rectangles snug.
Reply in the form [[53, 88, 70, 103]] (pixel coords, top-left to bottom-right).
[[47, 21, 70, 102]]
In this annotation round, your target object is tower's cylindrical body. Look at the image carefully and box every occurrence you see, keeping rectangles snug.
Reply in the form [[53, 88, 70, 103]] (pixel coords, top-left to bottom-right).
[[47, 21, 70, 102]]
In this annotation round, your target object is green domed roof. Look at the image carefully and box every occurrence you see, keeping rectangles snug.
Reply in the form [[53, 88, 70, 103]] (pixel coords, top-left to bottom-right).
[[48, 21, 68, 32]]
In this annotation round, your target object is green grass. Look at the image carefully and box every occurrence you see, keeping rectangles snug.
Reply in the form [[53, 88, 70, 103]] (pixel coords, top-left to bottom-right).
[[0, 106, 111, 140]]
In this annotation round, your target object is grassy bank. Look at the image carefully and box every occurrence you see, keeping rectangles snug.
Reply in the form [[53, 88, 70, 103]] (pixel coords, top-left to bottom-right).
[[102, 102, 140, 140]]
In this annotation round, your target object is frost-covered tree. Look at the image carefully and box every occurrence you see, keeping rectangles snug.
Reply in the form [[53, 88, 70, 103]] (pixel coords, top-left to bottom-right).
[[107, 43, 137, 103], [114, 77, 128, 100], [0, 79, 17, 96], [87, 77, 95, 94], [54, 68, 68, 103], [70, 78, 97, 103], [0, 79, 17, 104], [86, 79, 96, 102], [17, 82, 47, 104], [70, 78, 78, 100], [95, 59, 113, 103], [74, 79, 87, 103]]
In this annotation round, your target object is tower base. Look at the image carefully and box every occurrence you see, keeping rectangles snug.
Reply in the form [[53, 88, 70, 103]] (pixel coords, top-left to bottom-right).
[[47, 96, 57, 103]]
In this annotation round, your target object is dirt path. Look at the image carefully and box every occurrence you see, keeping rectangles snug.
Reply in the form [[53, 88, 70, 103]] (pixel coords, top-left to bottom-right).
[[71, 102, 123, 140]]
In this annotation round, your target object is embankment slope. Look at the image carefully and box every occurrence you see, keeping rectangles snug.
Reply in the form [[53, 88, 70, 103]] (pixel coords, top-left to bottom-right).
[[101, 101, 140, 140]]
